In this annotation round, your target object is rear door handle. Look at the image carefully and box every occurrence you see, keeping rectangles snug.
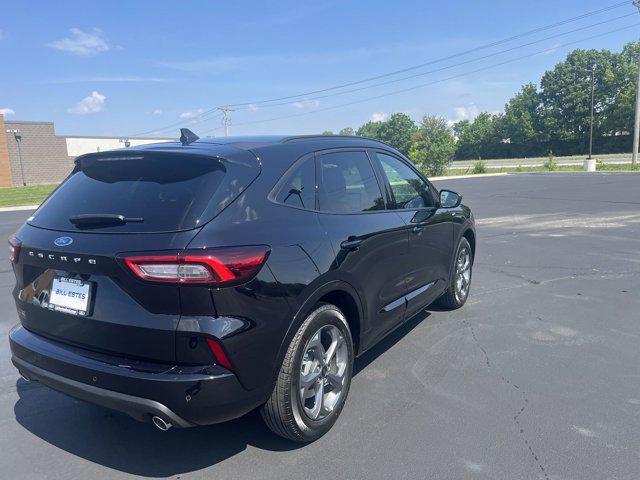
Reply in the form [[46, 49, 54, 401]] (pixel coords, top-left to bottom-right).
[[340, 239, 362, 251]]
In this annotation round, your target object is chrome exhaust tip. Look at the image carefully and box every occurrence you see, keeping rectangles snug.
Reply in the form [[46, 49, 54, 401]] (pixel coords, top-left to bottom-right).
[[152, 415, 172, 431]]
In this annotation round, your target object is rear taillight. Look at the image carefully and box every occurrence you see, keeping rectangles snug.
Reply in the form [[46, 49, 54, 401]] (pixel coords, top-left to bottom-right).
[[8, 235, 21, 263], [123, 246, 270, 286]]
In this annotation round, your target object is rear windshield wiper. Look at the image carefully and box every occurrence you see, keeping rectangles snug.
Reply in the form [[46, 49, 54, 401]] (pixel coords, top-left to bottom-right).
[[69, 214, 144, 227]]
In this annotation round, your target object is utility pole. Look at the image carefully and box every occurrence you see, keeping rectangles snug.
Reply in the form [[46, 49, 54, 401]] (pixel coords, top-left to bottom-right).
[[633, 1, 640, 166], [587, 65, 596, 160], [8, 129, 26, 186], [218, 106, 234, 137]]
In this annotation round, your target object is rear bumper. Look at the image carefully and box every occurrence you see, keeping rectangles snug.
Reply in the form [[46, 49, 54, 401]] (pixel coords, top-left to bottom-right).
[[9, 325, 268, 427]]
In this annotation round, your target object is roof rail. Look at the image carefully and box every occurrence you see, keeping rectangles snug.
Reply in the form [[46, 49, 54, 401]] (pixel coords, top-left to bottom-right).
[[280, 134, 395, 149]]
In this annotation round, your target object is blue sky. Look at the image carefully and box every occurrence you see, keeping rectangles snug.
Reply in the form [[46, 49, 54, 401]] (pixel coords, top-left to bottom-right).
[[0, 0, 638, 137]]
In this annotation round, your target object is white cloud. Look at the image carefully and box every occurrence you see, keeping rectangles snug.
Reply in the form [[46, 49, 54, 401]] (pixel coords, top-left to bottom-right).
[[0, 108, 15, 116], [47, 28, 110, 56], [247, 104, 259, 112], [453, 105, 480, 121], [67, 91, 106, 114], [179, 108, 204, 119], [292, 99, 320, 109], [370, 112, 388, 122], [152, 109, 163, 115]]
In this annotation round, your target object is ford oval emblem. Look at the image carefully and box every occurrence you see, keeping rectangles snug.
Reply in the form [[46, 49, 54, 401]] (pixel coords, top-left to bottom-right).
[[54, 236, 73, 247]]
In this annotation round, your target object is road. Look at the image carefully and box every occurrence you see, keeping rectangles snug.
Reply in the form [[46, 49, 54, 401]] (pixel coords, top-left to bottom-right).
[[1, 173, 639, 479]]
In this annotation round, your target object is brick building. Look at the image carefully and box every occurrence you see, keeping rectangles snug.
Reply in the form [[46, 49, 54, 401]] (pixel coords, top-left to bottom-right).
[[0, 115, 173, 187]]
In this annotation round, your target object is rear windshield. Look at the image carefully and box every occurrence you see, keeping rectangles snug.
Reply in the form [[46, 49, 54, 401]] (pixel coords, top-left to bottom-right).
[[29, 151, 258, 233]]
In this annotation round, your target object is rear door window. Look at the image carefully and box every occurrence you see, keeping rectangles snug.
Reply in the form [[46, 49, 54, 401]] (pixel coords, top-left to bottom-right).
[[316, 151, 384, 213], [29, 150, 259, 233]]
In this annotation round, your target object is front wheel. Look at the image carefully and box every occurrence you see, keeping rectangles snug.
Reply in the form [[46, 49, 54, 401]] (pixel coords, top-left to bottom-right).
[[261, 304, 354, 442], [436, 237, 473, 309]]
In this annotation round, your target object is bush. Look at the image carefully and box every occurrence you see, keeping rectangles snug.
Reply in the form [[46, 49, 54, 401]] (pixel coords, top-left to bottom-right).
[[472, 160, 487, 174], [408, 115, 456, 177], [543, 152, 557, 171]]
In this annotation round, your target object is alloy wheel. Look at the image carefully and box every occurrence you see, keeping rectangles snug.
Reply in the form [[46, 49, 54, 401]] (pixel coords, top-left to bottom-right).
[[455, 246, 471, 303], [298, 324, 348, 421]]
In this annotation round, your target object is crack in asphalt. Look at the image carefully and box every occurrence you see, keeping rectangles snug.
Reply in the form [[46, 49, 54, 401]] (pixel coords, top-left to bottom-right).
[[462, 319, 550, 480], [470, 269, 640, 299]]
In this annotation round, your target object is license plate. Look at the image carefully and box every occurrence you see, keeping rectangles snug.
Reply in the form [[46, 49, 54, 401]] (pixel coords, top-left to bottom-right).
[[48, 276, 92, 316]]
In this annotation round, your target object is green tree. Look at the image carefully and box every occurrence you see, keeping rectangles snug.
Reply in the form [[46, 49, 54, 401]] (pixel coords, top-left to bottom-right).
[[322, 130, 334, 135], [408, 115, 456, 176], [339, 127, 355, 136], [375, 113, 417, 156], [356, 121, 383, 138], [501, 83, 544, 144], [539, 48, 617, 141], [454, 112, 500, 159], [605, 41, 639, 135]]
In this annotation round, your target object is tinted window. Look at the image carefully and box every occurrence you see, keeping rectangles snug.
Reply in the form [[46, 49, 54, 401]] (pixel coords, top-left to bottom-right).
[[375, 152, 435, 209], [317, 151, 384, 213], [30, 152, 257, 233], [274, 156, 315, 209]]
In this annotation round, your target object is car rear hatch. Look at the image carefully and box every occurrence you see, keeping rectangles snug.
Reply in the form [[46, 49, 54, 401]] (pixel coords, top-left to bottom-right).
[[10, 143, 260, 363]]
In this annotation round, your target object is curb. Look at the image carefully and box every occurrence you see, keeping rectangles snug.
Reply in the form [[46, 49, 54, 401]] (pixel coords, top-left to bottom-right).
[[0, 205, 39, 213], [431, 172, 510, 181]]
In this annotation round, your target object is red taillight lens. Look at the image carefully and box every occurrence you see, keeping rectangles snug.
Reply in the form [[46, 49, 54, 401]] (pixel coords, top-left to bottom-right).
[[123, 246, 270, 286], [205, 337, 233, 371], [8, 235, 21, 263]]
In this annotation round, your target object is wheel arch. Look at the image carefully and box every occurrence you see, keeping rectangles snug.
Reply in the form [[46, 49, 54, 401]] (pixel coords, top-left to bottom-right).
[[270, 280, 365, 385], [462, 227, 476, 261]]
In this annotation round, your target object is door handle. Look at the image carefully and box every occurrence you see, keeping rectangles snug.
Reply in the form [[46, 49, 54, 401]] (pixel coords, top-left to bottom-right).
[[340, 239, 362, 251], [411, 225, 424, 235]]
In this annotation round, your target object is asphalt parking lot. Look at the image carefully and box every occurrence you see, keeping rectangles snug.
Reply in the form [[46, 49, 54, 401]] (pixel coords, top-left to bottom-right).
[[1, 172, 639, 479]]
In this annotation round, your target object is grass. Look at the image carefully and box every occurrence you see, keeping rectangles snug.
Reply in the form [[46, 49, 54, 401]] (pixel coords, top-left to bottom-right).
[[0, 184, 57, 208], [440, 162, 640, 176], [451, 152, 632, 166]]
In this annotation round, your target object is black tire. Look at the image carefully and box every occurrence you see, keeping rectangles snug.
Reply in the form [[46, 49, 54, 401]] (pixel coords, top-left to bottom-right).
[[260, 303, 354, 442], [436, 237, 473, 309]]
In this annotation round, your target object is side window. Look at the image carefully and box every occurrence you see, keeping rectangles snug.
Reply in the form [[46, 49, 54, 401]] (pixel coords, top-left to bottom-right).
[[317, 151, 384, 214], [374, 152, 435, 209], [274, 156, 315, 209]]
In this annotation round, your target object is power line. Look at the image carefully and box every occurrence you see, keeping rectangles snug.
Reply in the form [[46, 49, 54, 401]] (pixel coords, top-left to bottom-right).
[[177, 14, 636, 131], [208, 23, 638, 131], [230, 12, 636, 111], [131, 110, 223, 137], [130, 0, 631, 137], [225, 0, 631, 108]]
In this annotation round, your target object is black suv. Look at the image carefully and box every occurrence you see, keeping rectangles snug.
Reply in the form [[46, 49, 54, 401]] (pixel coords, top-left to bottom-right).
[[8, 133, 475, 441]]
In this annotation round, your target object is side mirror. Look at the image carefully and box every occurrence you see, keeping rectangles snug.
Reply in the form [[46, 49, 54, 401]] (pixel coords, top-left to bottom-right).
[[439, 189, 462, 208]]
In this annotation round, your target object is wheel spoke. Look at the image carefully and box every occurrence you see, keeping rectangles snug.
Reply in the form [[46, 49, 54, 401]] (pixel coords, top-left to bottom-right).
[[306, 331, 325, 361], [300, 370, 321, 389], [308, 380, 324, 419], [324, 331, 340, 365], [326, 372, 343, 392]]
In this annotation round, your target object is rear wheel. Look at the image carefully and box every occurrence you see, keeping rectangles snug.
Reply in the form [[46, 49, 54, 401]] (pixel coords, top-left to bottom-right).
[[436, 237, 473, 309], [261, 304, 354, 442]]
